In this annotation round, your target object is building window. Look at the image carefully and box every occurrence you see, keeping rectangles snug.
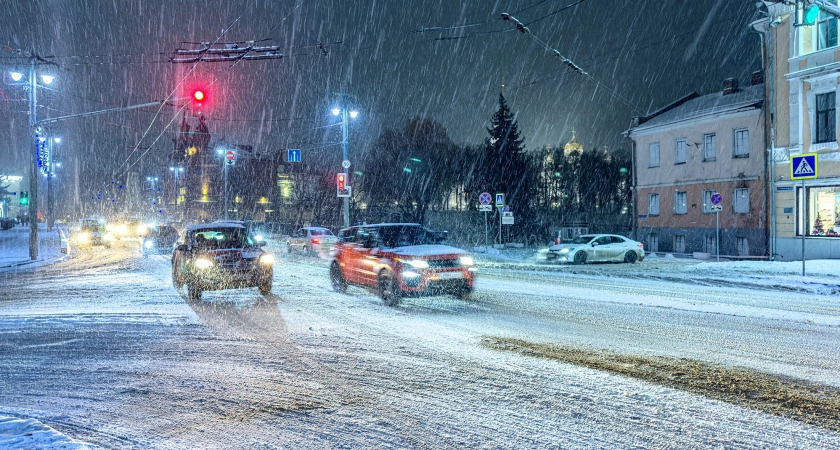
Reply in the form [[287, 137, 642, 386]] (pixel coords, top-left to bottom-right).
[[734, 129, 749, 158], [734, 188, 749, 213], [818, 6, 839, 50], [815, 92, 836, 144], [648, 142, 660, 167], [702, 190, 715, 213], [737, 237, 750, 256], [673, 234, 686, 253], [674, 191, 687, 214], [704, 235, 717, 254], [648, 193, 660, 216], [647, 234, 659, 253], [703, 133, 716, 161], [801, 185, 840, 236], [675, 139, 686, 164]]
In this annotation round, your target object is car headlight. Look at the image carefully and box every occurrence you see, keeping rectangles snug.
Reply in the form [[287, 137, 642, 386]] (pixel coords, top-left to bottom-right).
[[402, 270, 420, 279], [559, 248, 571, 253], [76, 232, 89, 243], [194, 258, 213, 269], [259, 253, 275, 265], [104, 233, 115, 241], [403, 259, 429, 269], [116, 224, 128, 235], [254, 234, 264, 242], [137, 224, 148, 235], [459, 256, 474, 266], [144, 240, 154, 249]]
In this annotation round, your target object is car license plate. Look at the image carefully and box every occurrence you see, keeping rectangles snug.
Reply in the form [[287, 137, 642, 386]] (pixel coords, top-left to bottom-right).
[[433, 271, 462, 280]]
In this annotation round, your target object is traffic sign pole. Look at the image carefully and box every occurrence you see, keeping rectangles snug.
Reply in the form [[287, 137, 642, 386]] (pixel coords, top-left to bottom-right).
[[716, 210, 720, 262], [802, 178, 806, 276]]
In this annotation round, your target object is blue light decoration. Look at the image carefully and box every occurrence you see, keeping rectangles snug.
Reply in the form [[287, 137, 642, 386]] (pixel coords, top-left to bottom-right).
[[35, 133, 50, 175]]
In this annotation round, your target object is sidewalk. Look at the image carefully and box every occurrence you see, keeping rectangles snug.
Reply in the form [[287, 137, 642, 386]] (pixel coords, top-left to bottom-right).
[[0, 224, 67, 272]]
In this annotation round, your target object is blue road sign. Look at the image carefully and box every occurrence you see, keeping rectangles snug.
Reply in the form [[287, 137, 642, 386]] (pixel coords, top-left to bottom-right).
[[710, 192, 722, 205], [495, 193, 505, 207], [790, 153, 818, 180], [288, 149, 301, 163], [479, 192, 492, 205]]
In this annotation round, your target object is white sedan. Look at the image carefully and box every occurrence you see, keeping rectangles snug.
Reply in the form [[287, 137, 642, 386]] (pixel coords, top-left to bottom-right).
[[546, 234, 644, 264]]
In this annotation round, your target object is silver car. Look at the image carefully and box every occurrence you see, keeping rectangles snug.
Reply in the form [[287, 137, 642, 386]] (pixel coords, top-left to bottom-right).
[[546, 234, 644, 264], [286, 227, 338, 254]]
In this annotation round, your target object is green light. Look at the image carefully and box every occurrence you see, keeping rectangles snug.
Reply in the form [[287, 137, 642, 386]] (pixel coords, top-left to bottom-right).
[[409, 158, 422, 163], [619, 167, 628, 174], [804, 5, 820, 26], [403, 167, 412, 173]]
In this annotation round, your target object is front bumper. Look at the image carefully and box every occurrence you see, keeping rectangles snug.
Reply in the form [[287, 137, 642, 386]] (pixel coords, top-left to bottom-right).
[[396, 268, 475, 296], [189, 267, 273, 291]]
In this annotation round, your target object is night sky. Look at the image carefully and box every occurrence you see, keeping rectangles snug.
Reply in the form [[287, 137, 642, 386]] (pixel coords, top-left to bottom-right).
[[0, 0, 760, 198]]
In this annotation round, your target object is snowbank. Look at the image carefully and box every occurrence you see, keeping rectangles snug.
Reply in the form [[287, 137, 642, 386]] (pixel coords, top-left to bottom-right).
[[0, 415, 95, 449]]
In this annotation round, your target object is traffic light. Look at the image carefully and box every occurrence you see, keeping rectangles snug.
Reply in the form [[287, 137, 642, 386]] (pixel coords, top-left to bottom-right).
[[19, 191, 29, 206], [193, 89, 206, 103], [337, 173, 346, 190], [804, 0, 820, 25], [337, 173, 351, 198]]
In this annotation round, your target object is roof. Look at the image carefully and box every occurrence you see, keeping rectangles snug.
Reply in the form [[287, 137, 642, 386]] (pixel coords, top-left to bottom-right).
[[348, 223, 422, 229], [186, 222, 245, 232], [625, 83, 764, 135]]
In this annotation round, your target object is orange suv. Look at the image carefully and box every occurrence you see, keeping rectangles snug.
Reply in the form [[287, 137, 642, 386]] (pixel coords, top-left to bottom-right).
[[329, 223, 476, 306]]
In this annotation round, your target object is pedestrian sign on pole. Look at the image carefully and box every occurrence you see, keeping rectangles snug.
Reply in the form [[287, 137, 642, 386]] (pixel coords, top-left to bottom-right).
[[790, 153, 818, 180], [288, 149, 301, 163], [495, 193, 505, 208]]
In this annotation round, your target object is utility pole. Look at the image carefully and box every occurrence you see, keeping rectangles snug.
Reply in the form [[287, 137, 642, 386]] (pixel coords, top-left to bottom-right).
[[28, 59, 39, 260], [333, 93, 358, 228]]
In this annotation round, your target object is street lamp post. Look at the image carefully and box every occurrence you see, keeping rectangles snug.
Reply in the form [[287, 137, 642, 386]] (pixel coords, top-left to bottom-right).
[[332, 97, 358, 228], [46, 137, 60, 232]]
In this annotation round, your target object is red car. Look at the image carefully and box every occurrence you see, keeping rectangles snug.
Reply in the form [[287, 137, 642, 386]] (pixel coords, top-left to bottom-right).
[[329, 223, 476, 306]]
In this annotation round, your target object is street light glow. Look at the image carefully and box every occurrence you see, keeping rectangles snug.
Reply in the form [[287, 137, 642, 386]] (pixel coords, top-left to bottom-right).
[[216, 148, 223, 155], [53, 137, 61, 143], [40, 75, 54, 84], [349, 110, 359, 119], [10, 72, 22, 82], [331, 108, 341, 116]]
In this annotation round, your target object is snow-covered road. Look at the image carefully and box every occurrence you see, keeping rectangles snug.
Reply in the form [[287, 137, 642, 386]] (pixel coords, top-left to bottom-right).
[[1, 240, 839, 448]]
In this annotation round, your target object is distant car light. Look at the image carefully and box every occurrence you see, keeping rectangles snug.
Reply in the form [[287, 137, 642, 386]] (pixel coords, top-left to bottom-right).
[[195, 258, 213, 269], [115, 224, 128, 235], [259, 253, 275, 265], [137, 224, 148, 235], [459, 256, 474, 266], [403, 259, 429, 269], [254, 234, 264, 242], [76, 232, 89, 243], [311, 237, 321, 245], [104, 233, 115, 241], [144, 240, 154, 249]]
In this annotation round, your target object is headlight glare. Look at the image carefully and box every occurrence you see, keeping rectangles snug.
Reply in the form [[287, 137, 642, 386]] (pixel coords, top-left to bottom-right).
[[404, 259, 429, 269], [459, 256, 474, 266], [195, 258, 213, 269], [259, 253, 275, 264], [144, 240, 154, 248]]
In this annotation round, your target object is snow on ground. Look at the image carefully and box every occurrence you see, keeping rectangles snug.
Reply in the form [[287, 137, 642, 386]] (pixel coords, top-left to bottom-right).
[[0, 415, 96, 449], [0, 224, 67, 273]]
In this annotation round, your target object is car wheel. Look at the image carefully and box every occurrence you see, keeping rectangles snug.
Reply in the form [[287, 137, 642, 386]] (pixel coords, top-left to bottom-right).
[[623, 250, 638, 264], [330, 261, 347, 293], [378, 270, 400, 307], [455, 284, 473, 300], [573, 251, 587, 265], [187, 283, 202, 300], [302, 245, 311, 255], [259, 277, 273, 296], [286, 243, 292, 253]]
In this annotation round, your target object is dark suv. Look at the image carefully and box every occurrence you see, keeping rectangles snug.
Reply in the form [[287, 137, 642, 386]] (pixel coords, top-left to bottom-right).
[[172, 222, 275, 300], [329, 223, 475, 306]]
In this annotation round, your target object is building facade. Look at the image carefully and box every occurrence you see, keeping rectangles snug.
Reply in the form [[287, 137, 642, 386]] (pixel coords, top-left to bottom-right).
[[625, 79, 767, 257], [754, 1, 840, 260]]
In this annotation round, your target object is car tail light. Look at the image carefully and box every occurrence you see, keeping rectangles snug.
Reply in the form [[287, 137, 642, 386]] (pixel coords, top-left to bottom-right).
[[311, 237, 321, 244], [638, 243, 644, 248]]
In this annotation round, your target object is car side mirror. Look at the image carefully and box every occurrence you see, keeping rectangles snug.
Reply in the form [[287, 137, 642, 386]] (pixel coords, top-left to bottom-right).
[[256, 240, 266, 247], [591, 242, 598, 247]]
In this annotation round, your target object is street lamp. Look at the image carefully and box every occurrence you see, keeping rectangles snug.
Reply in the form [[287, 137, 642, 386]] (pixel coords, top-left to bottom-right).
[[215, 149, 233, 220], [331, 97, 359, 227], [46, 136, 61, 232]]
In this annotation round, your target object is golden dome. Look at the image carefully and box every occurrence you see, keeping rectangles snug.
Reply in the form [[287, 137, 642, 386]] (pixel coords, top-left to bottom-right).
[[564, 129, 583, 154]]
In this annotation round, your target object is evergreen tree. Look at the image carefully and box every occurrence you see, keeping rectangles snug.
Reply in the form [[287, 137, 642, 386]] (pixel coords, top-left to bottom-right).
[[813, 212, 824, 235]]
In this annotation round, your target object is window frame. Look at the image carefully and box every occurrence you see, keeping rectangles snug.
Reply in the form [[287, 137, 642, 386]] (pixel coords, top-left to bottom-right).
[[734, 188, 750, 214], [818, 4, 839, 51], [673, 234, 686, 253], [815, 91, 836, 144], [674, 191, 687, 215], [703, 133, 716, 161], [648, 142, 660, 168], [674, 139, 686, 165], [648, 193, 660, 216], [733, 129, 749, 158], [702, 190, 715, 214]]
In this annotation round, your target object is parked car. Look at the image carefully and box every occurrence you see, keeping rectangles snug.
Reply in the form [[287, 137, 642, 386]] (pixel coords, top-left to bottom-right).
[[73, 218, 113, 248], [287, 227, 338, 254], [139, 225, 179, 257], [329, 223, 476, 306], [171, 221, 274, 300], [546, 234, 644, 264]]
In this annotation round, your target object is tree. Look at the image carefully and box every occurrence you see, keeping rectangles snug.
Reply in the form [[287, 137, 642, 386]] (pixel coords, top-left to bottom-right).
[[358, 118, 459, 224]]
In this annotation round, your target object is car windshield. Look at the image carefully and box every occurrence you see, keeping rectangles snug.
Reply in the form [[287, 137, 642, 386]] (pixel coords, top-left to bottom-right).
[[192, 227, 254, 249], [80, 224, 100, 232], [569, 235, 595, 245], [377, 226, 440, 248], [309, 229, 334, 237]]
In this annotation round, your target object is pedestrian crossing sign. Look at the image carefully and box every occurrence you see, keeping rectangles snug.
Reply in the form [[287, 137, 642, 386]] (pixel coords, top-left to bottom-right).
[[790, 153, 818, 180]]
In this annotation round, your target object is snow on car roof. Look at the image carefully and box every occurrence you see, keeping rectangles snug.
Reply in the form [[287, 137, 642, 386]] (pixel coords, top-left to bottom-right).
[[186, 222, 245, 231]]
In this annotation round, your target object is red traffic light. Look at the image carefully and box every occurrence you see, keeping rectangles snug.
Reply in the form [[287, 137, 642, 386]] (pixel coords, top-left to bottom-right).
[[192, 89, 206, 103], [337, 173, 346, 190]]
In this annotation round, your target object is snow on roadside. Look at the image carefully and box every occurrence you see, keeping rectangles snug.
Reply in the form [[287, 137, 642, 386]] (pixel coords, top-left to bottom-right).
[[0, 415, 96, 449]]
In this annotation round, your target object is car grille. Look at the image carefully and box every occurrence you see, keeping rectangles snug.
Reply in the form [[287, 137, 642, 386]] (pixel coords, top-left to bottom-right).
[[427, 259, 460, 269], [214, 255, 258, 271]]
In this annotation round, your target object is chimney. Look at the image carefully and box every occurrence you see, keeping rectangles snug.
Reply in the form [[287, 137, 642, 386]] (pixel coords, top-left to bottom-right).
[[751, 70, 765, 86], [723, 77, 739, 95]]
